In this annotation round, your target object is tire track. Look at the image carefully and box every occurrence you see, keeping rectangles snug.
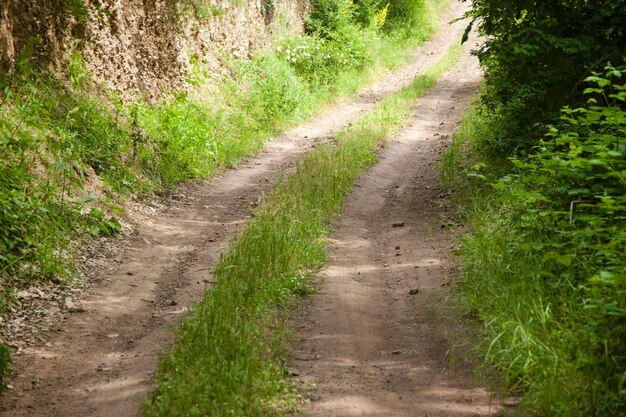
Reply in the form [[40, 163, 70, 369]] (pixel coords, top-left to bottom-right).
[[290, 31, 500, 417]]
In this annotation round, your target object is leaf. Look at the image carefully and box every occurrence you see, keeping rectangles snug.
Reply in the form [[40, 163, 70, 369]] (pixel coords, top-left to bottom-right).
[[591, 270, 626, 286], [75, 194, 99, 204], [68, 176, 85, 191], [583, 87, 602, 95], [461, 20, 474, 45]]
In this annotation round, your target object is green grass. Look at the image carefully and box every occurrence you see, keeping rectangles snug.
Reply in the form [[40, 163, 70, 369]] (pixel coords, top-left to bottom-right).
[[442, 95, 626, 416], [146, 41, 462, 417]]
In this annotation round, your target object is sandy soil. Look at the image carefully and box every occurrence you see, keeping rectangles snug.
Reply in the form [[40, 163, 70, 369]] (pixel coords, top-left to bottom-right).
[[0, 2, 479, 416], [288, 31, 503, 417]]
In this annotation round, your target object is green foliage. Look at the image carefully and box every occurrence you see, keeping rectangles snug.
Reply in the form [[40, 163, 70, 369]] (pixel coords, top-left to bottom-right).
[[62, 0, 90, 24], [135, 55, 314, 188], [0, 54, 126, 298], [301, 0, 442, 83], [384, 0, 426, 37], [305, 0, 355, 38], [352, 0, 387, 29], [451, 64, 626, 416], [467, 0, 626, 152], [147, 44, 462, 416], [302, 0, 373, 85], [275, 35, 368, 86], [240, 54, 313, 127]]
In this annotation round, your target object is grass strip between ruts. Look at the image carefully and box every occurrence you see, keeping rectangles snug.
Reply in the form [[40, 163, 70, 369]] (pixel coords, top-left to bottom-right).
[[146, 41, 463, 417]]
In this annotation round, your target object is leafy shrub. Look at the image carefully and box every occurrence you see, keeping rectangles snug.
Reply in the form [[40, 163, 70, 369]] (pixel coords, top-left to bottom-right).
[[457, 63, 626, 416], [245, 54, 312, 124], [305, 0, 356, 39], [467, 0, 626, 152], [0, 55, 126, 306], [134, 94, 223, 186], [384, 0, 426, 37], [275, 35, 367, 86], [352, 0, 388, 29], [135, 56, 309, 188]]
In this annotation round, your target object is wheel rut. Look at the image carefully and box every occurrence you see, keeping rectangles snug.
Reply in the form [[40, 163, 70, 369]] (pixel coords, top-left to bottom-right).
[[290, 31, 499, 417], [0, 2, 471, 416]]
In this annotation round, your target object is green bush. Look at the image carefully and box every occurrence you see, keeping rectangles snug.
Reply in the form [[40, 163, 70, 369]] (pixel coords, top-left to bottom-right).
[[456, 63, 626, 416], [0, 56, 127, 299], [305, 0, 355, 39], [244, 54, 312, 125], [384, 0, 426, 37], [275, 35, 368, 86], [135, 54, 314, 188], [467, 0, 626, 153]]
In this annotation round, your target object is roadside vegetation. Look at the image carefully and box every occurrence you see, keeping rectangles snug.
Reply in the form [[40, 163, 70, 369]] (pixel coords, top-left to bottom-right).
[[0, 0, 448, 391], [442, 1, 626, 415], [146, 42, 462, 416]]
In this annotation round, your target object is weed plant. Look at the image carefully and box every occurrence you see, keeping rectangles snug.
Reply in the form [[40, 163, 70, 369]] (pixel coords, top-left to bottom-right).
[[443, 63, 626, 416], [146, 42, 462, 417]]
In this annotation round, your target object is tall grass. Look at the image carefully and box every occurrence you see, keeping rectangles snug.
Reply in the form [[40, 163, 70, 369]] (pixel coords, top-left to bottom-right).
[[146, 42, 462, 417], [442, 83, 626, 416]]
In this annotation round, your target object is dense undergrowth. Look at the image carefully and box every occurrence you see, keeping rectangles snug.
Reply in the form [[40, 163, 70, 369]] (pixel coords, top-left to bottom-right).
[[465, 0, 626, 153], [443, 1, 626, 414], [146, 42, 461, 416], [0, 0, 448, 391]]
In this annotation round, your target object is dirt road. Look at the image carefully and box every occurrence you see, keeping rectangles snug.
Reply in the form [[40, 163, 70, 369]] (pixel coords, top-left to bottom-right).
[[0, 2, 472, 416], [289, 32, 498, 417]]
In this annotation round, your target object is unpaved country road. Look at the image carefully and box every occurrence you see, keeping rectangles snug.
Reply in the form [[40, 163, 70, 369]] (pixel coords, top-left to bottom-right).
[[0, 2, 471, 416], [289, 33, 499, 417]]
